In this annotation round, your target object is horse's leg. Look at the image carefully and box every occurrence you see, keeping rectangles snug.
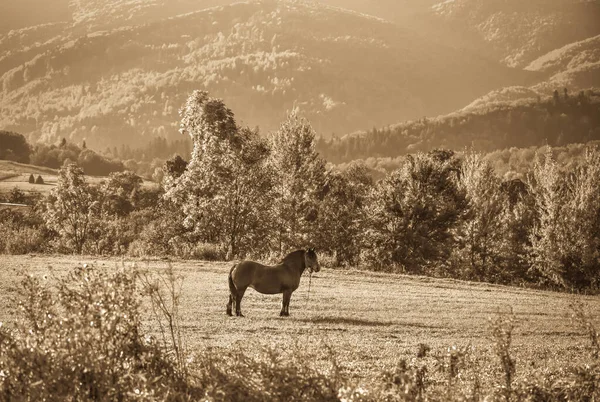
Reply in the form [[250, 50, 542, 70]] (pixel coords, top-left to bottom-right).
[[235, 288, 246, 317], [226, 293, 233, 316], [227, 267, 236, 316], [280, 290, 292, 317]]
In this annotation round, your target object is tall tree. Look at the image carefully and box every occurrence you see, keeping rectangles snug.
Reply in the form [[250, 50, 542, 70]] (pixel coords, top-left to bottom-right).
[[43, 163, 99, 254], [530, 147, 600, 288], [317, 161, 373, 266], [455, 152, 508, 280], [528, 148, 566, 287], [165, 91, 273, 258], [363, 152, 466, 273], [268, 111, 326, 253]]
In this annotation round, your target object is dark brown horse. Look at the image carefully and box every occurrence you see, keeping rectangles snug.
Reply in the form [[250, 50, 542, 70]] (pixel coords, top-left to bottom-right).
[[227, 249, 320, 317]]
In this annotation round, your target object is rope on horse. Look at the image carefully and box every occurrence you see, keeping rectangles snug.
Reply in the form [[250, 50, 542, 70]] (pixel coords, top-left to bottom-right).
[[307, 270, 312, 302]]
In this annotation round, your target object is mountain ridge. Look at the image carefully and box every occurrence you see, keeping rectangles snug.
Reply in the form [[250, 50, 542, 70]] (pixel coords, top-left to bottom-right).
[[0, 0, 537, 150]]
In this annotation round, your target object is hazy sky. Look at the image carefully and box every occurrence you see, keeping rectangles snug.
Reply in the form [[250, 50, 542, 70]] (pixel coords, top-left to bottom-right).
[[0, 0, 441, 33], [0, 0, 71, 32]]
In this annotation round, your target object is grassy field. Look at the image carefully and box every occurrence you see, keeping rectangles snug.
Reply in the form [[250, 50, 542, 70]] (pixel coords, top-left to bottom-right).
[[0, 160, 155, 197], [0, 160, 59, 196], [1, 254, 599, 386]]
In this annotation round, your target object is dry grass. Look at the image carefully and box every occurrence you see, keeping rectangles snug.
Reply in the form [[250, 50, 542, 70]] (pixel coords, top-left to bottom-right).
[[1, 255, 598, 386]]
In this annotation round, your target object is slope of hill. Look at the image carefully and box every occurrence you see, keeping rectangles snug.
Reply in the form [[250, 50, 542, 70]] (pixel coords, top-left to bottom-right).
[[317, 91, 600, 164], [431, 0, 600, 68], [0, 0, 537, 149], [527, 34, 600, 93], [463, 33, 600, 108]]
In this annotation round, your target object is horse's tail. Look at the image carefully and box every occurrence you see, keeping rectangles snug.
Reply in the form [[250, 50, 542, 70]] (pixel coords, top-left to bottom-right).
[[228, 264, 237, 295]]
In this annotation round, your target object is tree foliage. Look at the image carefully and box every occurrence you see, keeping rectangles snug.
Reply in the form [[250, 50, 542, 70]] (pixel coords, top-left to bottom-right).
[[318, 91, 600, 164], [454, 152, 510, 280], [317, 161, 372, 266], [43, 163, 100, 254], [165, 90, 274, 258], [529, 148, 600, 288], [363, 151, 467, 273], [0, 130, 30, 163], [268, 111, 327, 253]]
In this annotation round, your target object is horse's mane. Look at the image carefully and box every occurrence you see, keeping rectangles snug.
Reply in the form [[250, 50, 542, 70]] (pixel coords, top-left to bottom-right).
[[281, 249, 305, 265]]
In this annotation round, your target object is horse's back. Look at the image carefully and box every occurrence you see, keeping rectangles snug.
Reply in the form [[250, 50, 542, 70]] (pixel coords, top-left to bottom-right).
[[231, 260, 260, 282], [231, 260, 296, 295]]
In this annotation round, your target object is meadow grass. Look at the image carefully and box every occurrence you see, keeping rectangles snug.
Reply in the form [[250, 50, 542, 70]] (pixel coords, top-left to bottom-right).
[[1, 254, 598, 392]]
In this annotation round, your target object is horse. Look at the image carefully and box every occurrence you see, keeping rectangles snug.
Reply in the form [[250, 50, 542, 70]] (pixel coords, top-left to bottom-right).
[[227, 248, 320, 317]]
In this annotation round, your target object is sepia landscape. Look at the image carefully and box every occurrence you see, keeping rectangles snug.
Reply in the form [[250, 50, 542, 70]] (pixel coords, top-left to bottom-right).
[[1, 0, 600, 400]]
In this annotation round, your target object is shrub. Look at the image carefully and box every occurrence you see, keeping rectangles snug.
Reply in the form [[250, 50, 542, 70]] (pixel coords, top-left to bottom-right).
[[0, 208, 52, 254], [0, 265, 200, 400], [0, 130, 31, 163], [195, 343, 342, 402]]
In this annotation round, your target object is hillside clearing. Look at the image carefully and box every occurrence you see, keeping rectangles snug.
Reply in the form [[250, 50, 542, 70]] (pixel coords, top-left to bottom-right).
[[0, 160, 156, 196], [1, 255, 598, 383]]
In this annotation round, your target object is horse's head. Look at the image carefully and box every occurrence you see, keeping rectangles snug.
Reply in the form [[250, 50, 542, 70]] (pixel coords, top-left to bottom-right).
[[305, 248, 320, 273]]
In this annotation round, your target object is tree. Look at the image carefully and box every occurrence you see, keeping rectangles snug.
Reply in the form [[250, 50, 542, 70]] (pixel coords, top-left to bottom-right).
[[454, 152, 509, 281], [0, 131, 31, 163], [529, 147, 600, 289], [165, 91, 274, 258], [43, 163, 99, 254], [317, 161, 373, 266], [162, 154, 188, 192], [268, 111, 326, 253], [78, 149, 125, 176], [563, 148, 600, 288], [528, 148, 566, 286], [101, 171, 143, 217], [363, 152, 466, 273]]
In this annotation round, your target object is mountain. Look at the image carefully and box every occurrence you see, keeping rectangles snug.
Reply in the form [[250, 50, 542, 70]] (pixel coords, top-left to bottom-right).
[[317, 90, 600, 164], [0, 0, 537, 150], [458, 33, 600, 110], [527, 34, 600, 93], [431, 0, 600, 68]]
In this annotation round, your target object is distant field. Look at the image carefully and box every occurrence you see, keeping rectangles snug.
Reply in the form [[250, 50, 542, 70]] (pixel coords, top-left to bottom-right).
[[0, 160, 58, 195], [0, 160, 155, 197], [1, 254, 598, 385]]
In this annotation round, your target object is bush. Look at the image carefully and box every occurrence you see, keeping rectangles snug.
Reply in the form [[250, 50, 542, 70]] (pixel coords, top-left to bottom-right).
[[0, 224, 47, 254], [0, 208, 52, 254], [0, 130, 30, 163], [78, 149, 125, 176], [195, 343, 342, 402], [0, 265, 200, 400]]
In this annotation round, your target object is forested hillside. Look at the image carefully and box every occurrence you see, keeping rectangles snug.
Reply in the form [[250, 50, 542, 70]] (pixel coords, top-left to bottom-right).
[[432, 0, 600, 68], [0, 0, 537, 150], [318, 90, 600, 164]]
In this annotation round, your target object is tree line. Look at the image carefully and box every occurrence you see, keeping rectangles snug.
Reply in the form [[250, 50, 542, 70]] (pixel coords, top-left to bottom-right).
[[0, 131, 126, 176], [1, 90, 599, 291], [317, 89, 600, 164]]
